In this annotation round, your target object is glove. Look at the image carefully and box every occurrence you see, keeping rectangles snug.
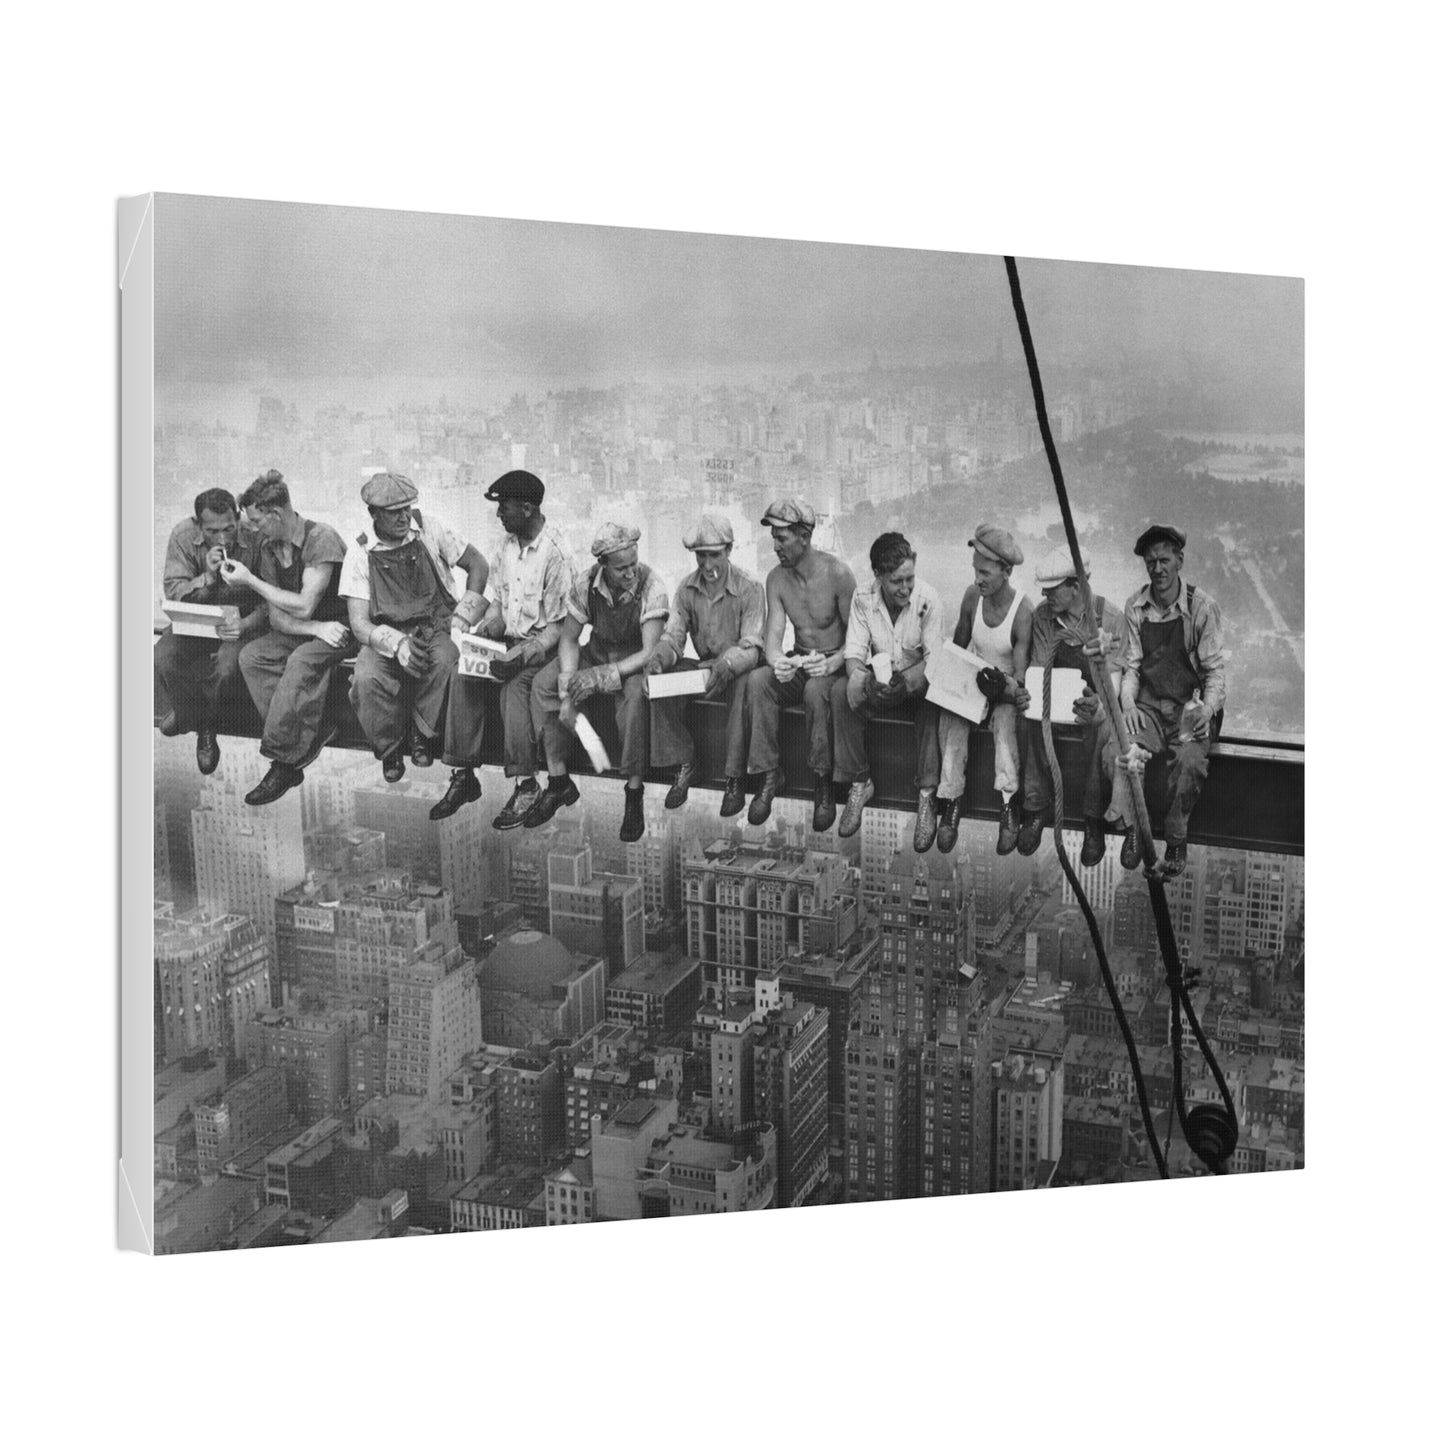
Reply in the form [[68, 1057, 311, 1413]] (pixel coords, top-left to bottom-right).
[[591, 662, 624, 694], [489, 650, 523, 684], [452, 589, 487, 629], [1073, 686, 1102, 724], [369, 624, 406, 659], [480, 610, 507, 641], [568, 664, 622, 701], [977, 667, 1009, 703], [847, 670, 869, 711], [645, 644, 674, 676]]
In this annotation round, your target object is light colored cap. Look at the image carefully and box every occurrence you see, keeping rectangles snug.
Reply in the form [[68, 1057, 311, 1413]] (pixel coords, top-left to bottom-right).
[[1035, 544, 1091, 590], [591, 521, 642, 558], [682, 514, 734, 550], [969, 523, 1024, 567], [760, 497, 816, 530], [360, 471, 419, 508]]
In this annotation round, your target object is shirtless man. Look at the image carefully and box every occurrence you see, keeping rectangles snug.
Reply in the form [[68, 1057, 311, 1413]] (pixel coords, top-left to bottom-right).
[[935, 525, 1032, 855], [743, 498, 856, 830]]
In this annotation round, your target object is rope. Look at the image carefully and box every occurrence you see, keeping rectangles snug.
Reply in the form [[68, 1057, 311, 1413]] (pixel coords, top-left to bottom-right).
[[1005, 254, 1237, 1177], [1039, 659, 1168, 1177]]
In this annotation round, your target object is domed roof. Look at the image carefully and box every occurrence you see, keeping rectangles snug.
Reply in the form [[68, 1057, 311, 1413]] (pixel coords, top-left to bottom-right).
[[482, 929, 578, 997]]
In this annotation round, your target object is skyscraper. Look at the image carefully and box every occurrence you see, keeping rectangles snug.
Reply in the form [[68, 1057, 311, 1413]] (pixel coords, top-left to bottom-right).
[[191, 752, 305, 953], [154, 909, 273, 1062]]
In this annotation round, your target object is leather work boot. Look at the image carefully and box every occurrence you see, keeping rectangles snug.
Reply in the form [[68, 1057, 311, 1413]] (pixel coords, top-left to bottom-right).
[[429, 768, 480, 821], [813, 772, 838, 833], [382, 747, 407, 784], [935, 796, 963, 854], [665, 761, 696, 810], [913, 790, 938, 853], [1162, 841, 1188, 878], [196, 729, 220, 776], [1080, 818, 1107, 867], [838, 777, 874, 838], [245, 761, 304, 806], [1120, 825, 1142, 871], [1016, 808, 1047, 857], [748, 769, 781, 826], [620, 784, 646, 842], [523, 775, 580, 828], [996, 796, 1022, 856], [719, 777, 746, 817], [493, 778, 540, 830], [411, 730, 435, 768]]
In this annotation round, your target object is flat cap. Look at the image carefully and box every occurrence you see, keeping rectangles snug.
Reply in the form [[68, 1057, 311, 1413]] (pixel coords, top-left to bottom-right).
[[1035, 544, 1092, 590], [361, 471, 419, 508], [968, 523, 1023, 567], [484, 469, 545, 506], [682, 514, 734, 550], [591, 521, 642, 558], [760, 497, 816, 530], [1134, 523, 1187, 556]]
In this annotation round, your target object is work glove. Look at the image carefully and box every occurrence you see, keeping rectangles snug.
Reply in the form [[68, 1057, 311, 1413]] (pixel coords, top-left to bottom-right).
[[452, 589, 487, 630], [703, 662, 733, 699]]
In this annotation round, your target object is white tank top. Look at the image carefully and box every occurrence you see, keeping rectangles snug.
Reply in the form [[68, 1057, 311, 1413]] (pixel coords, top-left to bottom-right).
[[969, 588, 1023, 670]]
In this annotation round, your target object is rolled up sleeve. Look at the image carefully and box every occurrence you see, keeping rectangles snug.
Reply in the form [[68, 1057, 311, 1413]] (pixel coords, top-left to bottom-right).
[[843, 591, 872, 666], [1193, 594, 1227, 714]]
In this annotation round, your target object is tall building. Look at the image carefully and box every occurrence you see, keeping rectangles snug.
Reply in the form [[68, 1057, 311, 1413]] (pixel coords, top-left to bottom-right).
[[352, 778, 490, 914], [683, 838, 851, 1000], [191, 753, 306, 952], [245, 1008, 352, 1123], [752, 992, 830, 1207], [478, 929, 608, 1047], [861, 808, 911, 903], [844, 1010, 915, 1203], [1060, 829, 1119, 917], [879, 851, 976, 1043], [154, 909, 272, 1062], [546, 840, 645, 980], [991, 1054, 1065, 1191], [386, 937, 482, 1103]]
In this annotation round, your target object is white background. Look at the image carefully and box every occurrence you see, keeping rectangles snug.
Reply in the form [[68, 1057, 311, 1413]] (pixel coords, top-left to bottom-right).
[[2, 4, 1433, 1440]]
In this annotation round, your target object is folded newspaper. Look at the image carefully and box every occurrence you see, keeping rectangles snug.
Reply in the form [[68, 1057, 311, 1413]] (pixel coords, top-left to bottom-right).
[[923, 641, 990, 723], [454, 632, 510, 680]]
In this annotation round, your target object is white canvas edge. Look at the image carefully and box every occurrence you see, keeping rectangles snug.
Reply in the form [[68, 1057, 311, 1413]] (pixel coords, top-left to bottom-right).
[[118, 191, 155, 1254]]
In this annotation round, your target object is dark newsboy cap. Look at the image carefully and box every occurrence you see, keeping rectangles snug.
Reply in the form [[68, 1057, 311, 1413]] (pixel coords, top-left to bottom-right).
[[485, 470, 545, 506], [1134, 523, 1187, 556]]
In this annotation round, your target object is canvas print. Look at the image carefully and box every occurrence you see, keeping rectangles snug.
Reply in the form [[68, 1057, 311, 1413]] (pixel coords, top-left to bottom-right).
[[137, 195, 1303, 1252]]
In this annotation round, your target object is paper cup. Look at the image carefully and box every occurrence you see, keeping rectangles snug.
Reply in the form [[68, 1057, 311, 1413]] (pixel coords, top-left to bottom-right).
[[870, 654, 893, 684]]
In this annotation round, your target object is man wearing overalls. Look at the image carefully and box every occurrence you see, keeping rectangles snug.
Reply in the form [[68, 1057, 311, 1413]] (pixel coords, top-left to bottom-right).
[[340, 471, 489, 785], [525, 521, 670, 842], [1016, 544, 1125, 865], [1105, 523, 1227, 879]]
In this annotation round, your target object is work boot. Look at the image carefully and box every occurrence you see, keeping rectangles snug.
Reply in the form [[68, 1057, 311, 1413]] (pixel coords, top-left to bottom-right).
[[813, 773, 838, 832], [996, 796, 1021, 856], [429, 768, 480, 821], [1081, 818, 1107, 867], [748, 769, 781, 826], [838, 777, 874, 838], [411, 730, 435, 769], [1016, 808, 1048, 857], [719, 777, 746, 817], [245, 761, 303, 806], [620, 784, 646, 842], [665, 761, 696, 810], [157, 710, 183, 737], [913, 790, 938, 853], [935, 796, 963, 855], [1162, 840, 1188, 878], [493, 777, 539, 830], [196, 729, 220, 776], [382, 747, 407, 784], [1120, 824, 1142, 871], [523, 774, 580, 828]]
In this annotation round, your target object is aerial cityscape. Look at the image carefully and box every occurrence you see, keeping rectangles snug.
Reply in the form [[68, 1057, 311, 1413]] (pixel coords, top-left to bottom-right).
[[148, 196, 1303, 1251]]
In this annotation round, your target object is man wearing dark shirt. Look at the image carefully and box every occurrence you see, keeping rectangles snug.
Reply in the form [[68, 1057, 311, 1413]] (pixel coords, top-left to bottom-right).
[[221, 471, 352, 805], [154, 486, 266, 774]]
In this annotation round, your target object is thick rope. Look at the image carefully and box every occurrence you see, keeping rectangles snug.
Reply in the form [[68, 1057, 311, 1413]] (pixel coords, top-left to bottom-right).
[[1005, 254, 1236, 1175], [1040, 660, 1168, 1178]]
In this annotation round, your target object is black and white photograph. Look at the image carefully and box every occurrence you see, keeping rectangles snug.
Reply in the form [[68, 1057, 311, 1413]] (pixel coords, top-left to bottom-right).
[[130, 194, 1304, 1251]]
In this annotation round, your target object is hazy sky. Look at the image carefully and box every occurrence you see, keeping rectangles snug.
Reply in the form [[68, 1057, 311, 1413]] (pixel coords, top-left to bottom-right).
[[154, 192, 1303, 409]]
